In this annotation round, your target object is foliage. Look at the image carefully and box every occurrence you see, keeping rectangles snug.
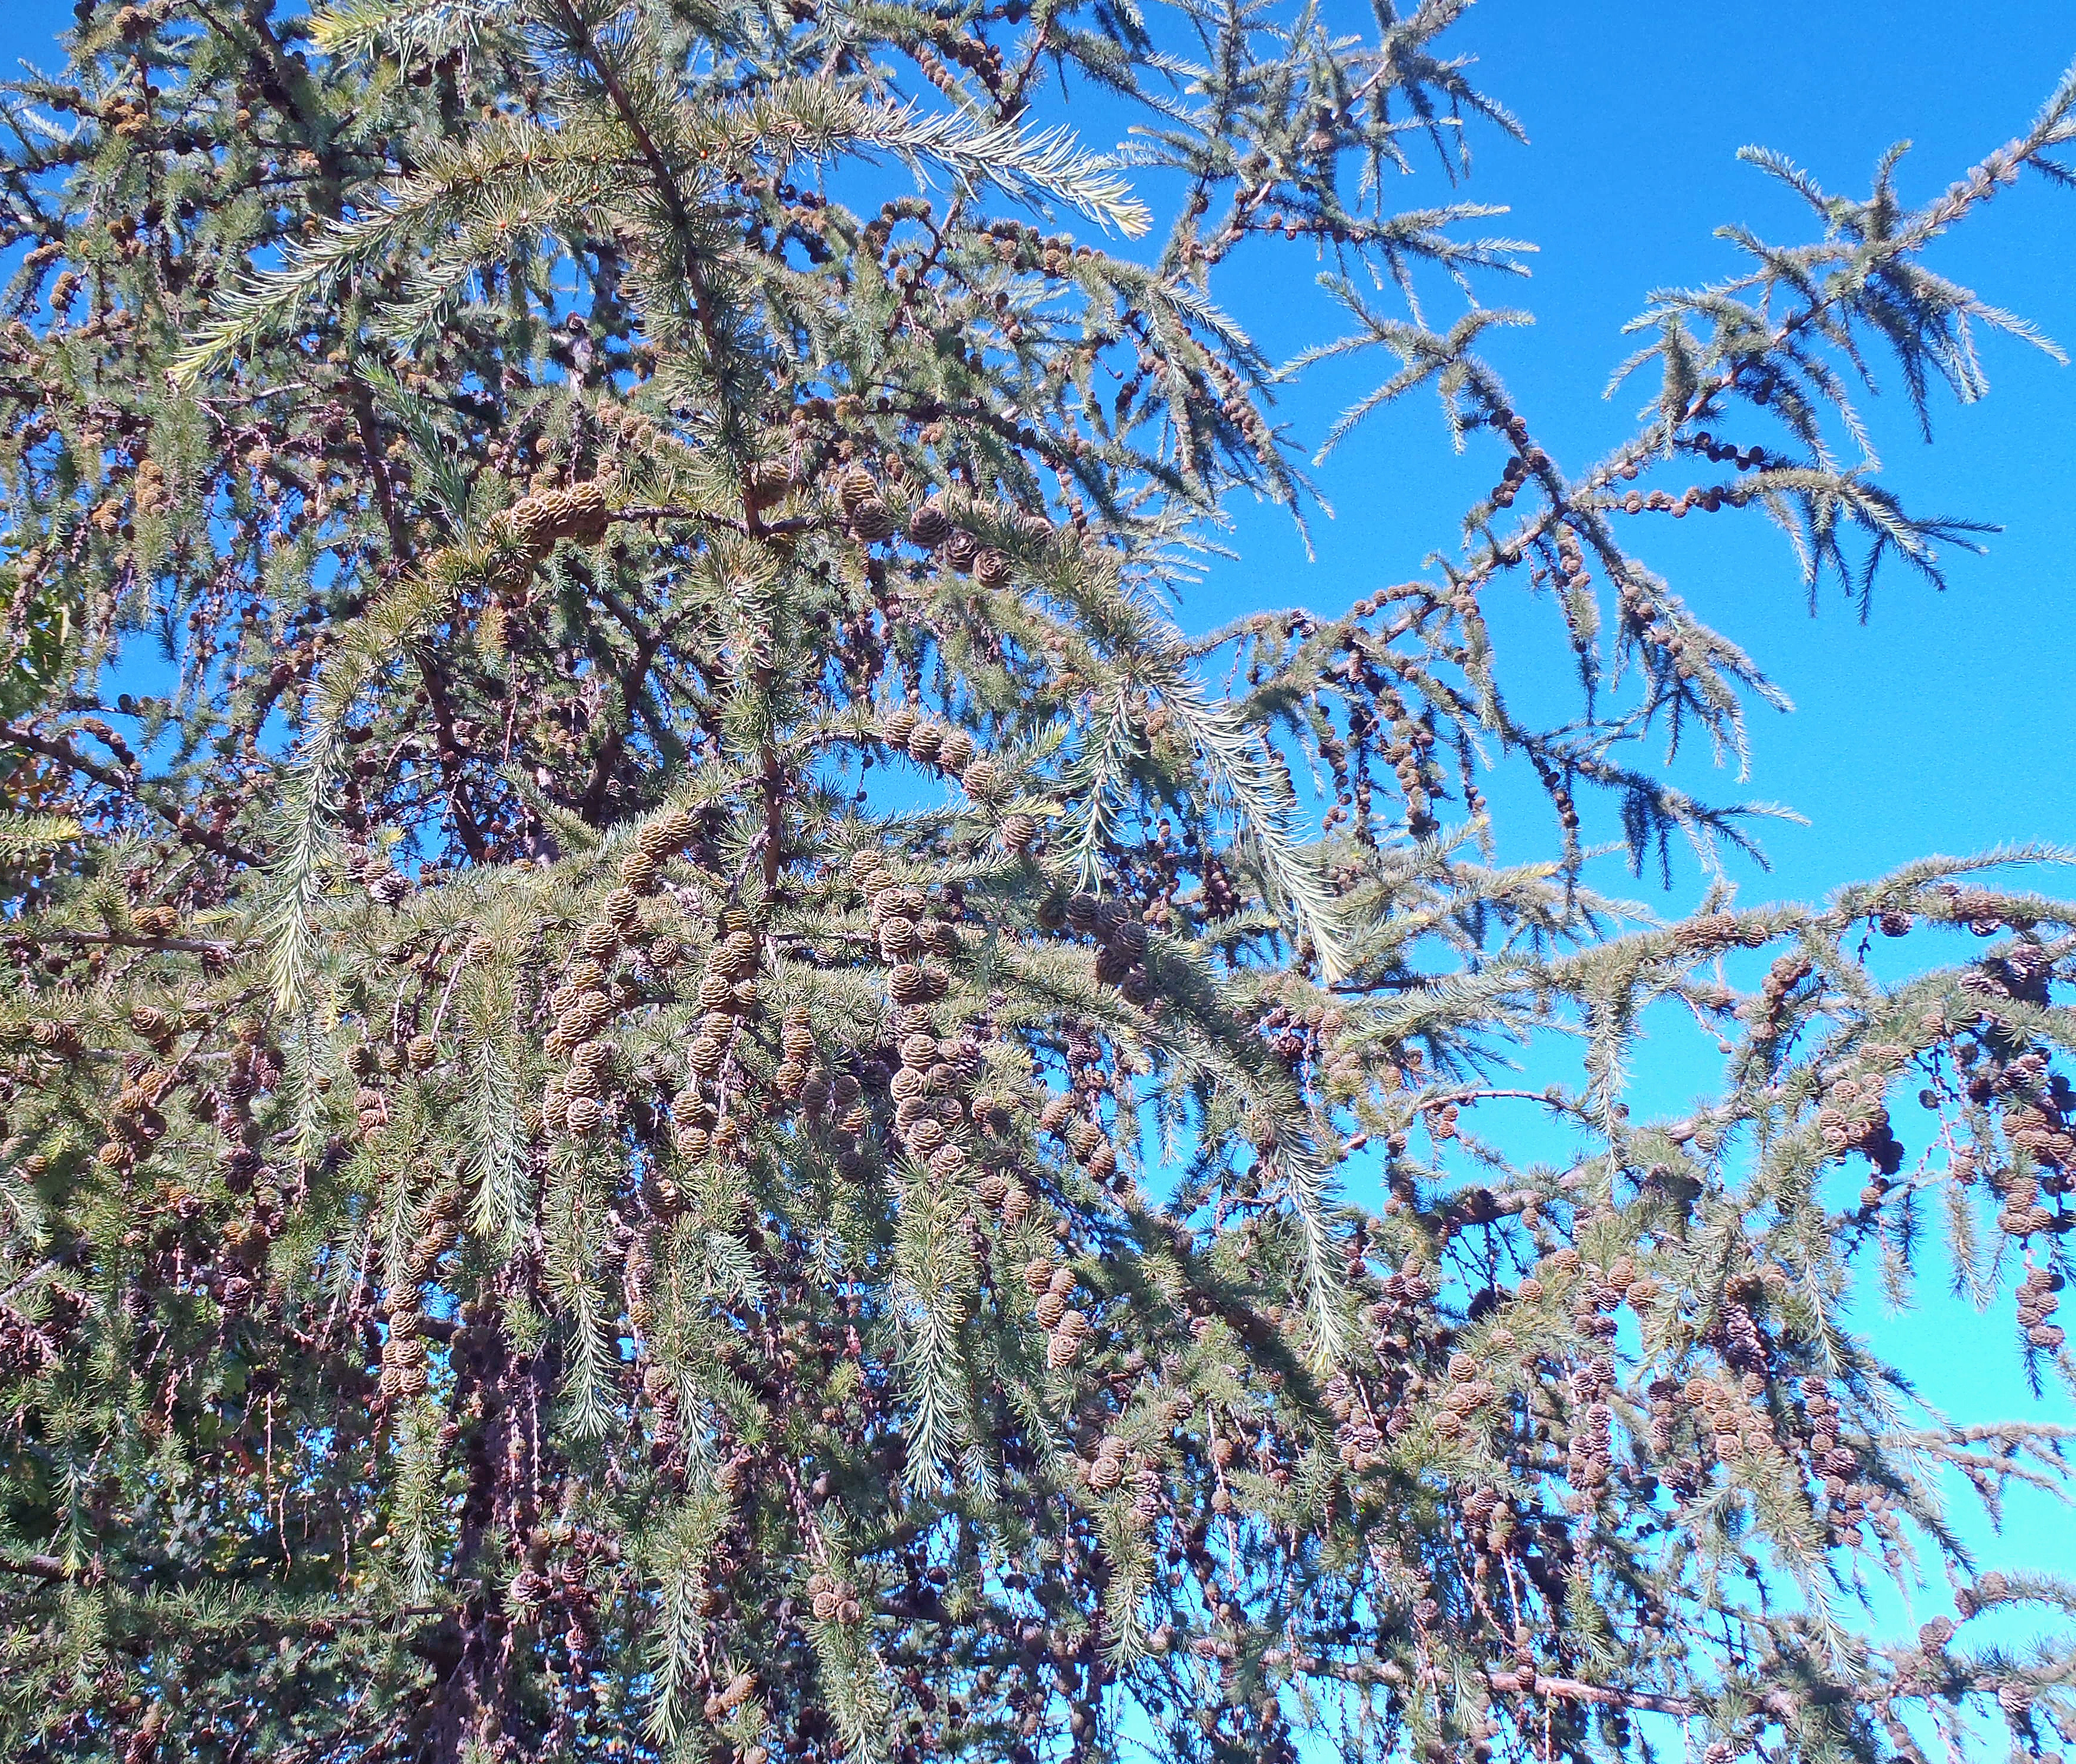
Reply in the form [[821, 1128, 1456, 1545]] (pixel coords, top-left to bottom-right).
[[1, 1, 2075, 1761]]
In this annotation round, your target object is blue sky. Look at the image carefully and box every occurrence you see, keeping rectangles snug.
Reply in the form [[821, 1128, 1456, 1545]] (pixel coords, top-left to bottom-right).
[[8, 0, 2075, 1673]]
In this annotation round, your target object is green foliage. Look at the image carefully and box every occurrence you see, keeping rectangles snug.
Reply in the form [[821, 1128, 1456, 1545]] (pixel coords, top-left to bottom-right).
[[2, 2, 2076, 1762]]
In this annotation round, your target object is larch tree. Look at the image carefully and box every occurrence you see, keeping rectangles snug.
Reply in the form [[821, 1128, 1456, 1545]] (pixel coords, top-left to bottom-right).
[[2, 1, 2075, 1760]]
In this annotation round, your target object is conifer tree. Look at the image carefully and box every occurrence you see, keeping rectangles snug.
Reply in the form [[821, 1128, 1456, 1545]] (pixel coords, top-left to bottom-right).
[[5, 2, 2076, 1760]]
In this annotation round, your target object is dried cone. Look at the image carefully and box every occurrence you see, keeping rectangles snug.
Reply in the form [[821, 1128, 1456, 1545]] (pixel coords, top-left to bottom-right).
[[1000, 811, 1039, 854], [1036, 1291, 1069, 1330], [906, 721, 944, 764], [1047, 1311, 1089, 1368], [961, 759, 1004, 802], [889, 963, 944, 1005], [881, 706, 921, 749], [908, 500, 952, 548], [565, 1095, 604, 1135], [975, 548, 1011, 589], [944, 529, 979, 572], [849, 499, 897, 541], [939, 728, 976, 773]]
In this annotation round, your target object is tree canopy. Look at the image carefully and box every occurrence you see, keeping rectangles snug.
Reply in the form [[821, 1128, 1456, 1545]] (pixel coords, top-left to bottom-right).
[[3, 1, 2076, 1760]]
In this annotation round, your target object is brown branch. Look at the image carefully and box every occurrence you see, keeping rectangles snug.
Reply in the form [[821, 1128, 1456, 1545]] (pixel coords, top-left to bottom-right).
[[0, 721, 263, 867]]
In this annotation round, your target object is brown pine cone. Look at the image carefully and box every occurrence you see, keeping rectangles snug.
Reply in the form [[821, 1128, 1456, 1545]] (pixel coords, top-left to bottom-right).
[[908, 501, 952, 548]]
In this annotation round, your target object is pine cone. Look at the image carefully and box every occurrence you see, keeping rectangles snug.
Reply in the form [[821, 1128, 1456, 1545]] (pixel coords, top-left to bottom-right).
[[839, 465, 878, 512], [939, 728, 976, 773], [975, 548, 1011, 589], [905, 721, 944, 763], [908, 501, 953, 548], [881, 707, 921, 748], [1047, 1311, 1088, 1367], [849, 498, 897, 541]]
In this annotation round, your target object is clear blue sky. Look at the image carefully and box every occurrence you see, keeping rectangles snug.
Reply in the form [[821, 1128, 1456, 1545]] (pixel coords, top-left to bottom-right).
[[9, 0, 2074, 1645]]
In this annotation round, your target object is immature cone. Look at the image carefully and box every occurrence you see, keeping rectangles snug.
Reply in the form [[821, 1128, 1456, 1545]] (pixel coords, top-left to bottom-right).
[[504, 477, 613, 547], [620, 849, 661, 894], [717, 930, 760, 977], [839, 465, 878, 513]]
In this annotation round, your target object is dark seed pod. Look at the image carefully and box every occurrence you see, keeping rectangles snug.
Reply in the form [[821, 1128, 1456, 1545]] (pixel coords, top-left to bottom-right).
[[849, 498, 897, 541], [908, 501, 953, 548]]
